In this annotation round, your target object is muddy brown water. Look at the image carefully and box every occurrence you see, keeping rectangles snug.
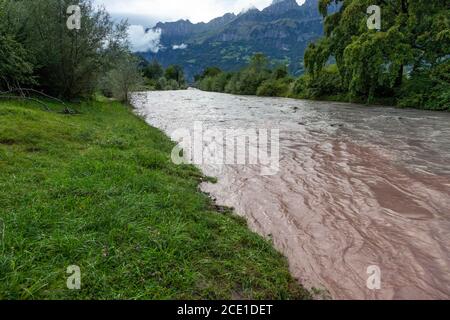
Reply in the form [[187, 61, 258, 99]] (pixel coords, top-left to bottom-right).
[[132, 89, 450, 300]]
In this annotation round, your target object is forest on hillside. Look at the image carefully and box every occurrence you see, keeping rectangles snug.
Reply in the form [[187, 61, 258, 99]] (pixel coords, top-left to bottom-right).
[[197, 0, 450, 111]]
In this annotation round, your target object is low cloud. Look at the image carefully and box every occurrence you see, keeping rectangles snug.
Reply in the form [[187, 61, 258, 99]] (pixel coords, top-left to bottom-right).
[[172, 43, 188, 50], [127, 25, 162, 53]]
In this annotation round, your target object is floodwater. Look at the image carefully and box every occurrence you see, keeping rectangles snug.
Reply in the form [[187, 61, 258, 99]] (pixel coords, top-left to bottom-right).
[[132, 89, 450, 300]]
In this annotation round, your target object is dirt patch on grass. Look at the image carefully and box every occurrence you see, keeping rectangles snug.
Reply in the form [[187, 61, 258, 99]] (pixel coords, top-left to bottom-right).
[[0, 138, 17, 145]]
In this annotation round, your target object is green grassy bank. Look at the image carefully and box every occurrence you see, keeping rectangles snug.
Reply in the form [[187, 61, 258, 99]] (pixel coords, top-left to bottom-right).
[[0, 99, 310, 300]]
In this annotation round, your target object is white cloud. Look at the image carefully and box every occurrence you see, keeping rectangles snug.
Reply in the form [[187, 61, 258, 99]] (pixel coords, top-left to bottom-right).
[[172, 43, 188, 50], [239, 4, 258, 14], [95, 0, 305, 25], [127, 25, 162, 52]]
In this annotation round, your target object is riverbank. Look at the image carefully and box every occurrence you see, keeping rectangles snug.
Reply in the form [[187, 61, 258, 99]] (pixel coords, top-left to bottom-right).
[[0, 99, 310, 299], [194, 87, 401, 110], [132, 90, 450, 299], [195, 87, 449, 112], [195, 55, 449, 112]]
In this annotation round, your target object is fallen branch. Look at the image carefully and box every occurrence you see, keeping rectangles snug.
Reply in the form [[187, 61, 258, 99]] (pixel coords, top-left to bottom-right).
[[0, 88, 78, 114]]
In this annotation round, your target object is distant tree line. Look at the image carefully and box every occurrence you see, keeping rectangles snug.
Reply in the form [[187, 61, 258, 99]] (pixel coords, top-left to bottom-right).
[[197, 1, 449, 111], [196, 54, 294, 97], [140, 59, 187, 91]]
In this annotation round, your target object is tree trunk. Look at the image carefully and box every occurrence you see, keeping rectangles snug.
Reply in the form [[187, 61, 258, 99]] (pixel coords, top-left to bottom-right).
[[395, 64, 404, 88]]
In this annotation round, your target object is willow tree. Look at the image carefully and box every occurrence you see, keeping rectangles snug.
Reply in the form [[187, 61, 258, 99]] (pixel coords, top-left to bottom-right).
[[305, 0, 450, 103]]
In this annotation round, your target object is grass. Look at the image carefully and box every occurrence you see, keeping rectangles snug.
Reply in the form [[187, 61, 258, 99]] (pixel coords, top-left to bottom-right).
[[0, 99, 310, 300]]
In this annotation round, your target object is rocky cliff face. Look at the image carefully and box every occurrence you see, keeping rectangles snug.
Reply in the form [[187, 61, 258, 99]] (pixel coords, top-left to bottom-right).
[[263, 0, 301, 15], [154, 20, 202, 41], [142, 0, 332, 80]]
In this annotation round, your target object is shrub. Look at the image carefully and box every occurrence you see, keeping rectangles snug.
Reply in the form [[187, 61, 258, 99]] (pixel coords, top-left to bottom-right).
[[398, 62, 450, 111], [290, 75, 309, 98], [232, 69, 270, 95], [165, 79, 180, 90], [198, 77, 213, 91], [104, 55, 143, 102], [211, 73, 231, 92], [290, 65, 342, 99], [257, 78, 291, 97], [143, 60, 164, 80]]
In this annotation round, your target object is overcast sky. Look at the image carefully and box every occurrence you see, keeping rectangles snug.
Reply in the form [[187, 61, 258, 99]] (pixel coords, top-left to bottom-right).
[[94, 0, 305, 26]]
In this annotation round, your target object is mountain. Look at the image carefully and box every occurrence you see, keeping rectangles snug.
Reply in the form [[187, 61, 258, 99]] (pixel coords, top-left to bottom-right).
[[264, 0, 304, 15], [140, 0, 334, 80]]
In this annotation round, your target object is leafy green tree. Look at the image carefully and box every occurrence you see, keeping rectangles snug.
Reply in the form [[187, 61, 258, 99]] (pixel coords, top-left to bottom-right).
[[272, 65, 289, 80], [211, 72, 231, 92], [0, 33, 35, 91], [165, 65, 185, 85], [143, 60, 164, 81], [194, 67, 223, 83], [156, 77, 167, 90], [399, 60, 450, 111], [221, 53, 271, 95], [104, 54, 143, 102], [256, 78, 292, 97], [165, 79, 180, 90], [304, 38, 330, 79], [4, 0, 129, 99], [291, 64, 342, 99], [200, 67, 222, 80], [306, 0, 450, 103], [0, 0, 34, 90], [197, 71, 232, 93], [249, 53, 269, 73]]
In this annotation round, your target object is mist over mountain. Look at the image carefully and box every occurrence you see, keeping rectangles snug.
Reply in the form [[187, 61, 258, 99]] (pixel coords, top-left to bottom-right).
[[139, 0, 333, 80]]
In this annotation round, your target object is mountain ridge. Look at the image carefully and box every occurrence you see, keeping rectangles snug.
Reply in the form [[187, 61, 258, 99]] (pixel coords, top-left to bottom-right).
[[141, 0, 332, 80]]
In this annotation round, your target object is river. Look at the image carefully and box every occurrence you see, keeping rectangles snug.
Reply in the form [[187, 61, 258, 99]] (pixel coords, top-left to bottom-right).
[[131, 89, 450, 300]]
